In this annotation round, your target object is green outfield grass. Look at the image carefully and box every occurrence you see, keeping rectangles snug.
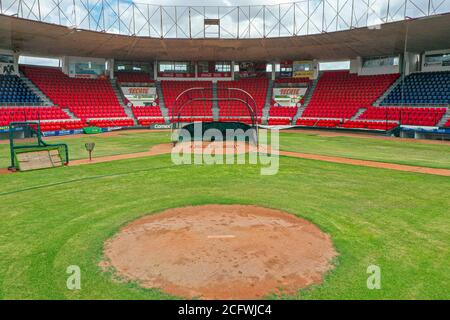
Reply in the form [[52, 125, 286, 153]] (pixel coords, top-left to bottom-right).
[[278, 130, 450, 169], [0, 130, 449, 299], [1, 129, 449, 169]]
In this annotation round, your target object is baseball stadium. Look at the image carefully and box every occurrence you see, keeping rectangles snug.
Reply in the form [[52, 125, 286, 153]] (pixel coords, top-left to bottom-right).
[[0, 0, 449, 303]]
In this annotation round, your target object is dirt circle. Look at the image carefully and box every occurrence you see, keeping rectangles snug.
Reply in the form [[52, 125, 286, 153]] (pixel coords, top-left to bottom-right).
[[102, 205, 337, 299], [175, 141, 269, 154]]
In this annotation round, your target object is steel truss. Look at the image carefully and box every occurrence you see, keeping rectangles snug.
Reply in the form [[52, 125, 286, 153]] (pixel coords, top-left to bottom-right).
[[1, 0, 449, 39]]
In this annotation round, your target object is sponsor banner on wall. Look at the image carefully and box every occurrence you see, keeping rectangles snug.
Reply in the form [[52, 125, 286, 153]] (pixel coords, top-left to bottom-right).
[[0, 63, 17, 75], [424, 53, 450, 67], [69, 74, 98, 79], [280, 60, 293, 77], [0, 53, 17, 75], [198, 72, 232, 78], [239, 62, 266, 78], [293, 60, 315, 79], [149, 123, 172, 129], [273, 87, 307, 106], [157, 72, 195, 78], [121, 87, 157, 106]]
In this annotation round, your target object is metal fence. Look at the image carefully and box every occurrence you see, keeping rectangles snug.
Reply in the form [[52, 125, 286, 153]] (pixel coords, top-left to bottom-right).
[[1, 0, 449, 39]]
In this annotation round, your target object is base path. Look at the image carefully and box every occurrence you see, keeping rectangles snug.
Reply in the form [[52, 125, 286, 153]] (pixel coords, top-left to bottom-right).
[[68, 142, 450, 177], [280, 151, 450, 176], [102, 205, 337, 299]]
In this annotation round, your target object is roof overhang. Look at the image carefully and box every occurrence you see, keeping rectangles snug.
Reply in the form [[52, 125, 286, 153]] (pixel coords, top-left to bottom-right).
[[1, 13, 450, 61]]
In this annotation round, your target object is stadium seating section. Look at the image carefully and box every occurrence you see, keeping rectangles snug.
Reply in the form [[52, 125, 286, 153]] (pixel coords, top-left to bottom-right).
[[339, 120, 398, 131], [0, 106, 69, 126], [20, 66, 127, 121], [39, 120, 86, 132], [132, 106, 165, 126], [360, 106, 446, 126], [116, 72, 154, 83], [218, 78, 268, 121], [382, 71, 450, 105], [0, 75, 41, 104], [301, 71, 399, 119], [267, 106, 298, 126], [269, 106, 298, 117], [0, 68, 447, 132], [161, 81, 213, 118]]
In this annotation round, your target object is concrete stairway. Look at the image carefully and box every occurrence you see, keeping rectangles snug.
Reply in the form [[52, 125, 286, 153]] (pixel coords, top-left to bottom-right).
[[109, 78, 137, 125], [155, 81, 170, 123], [61, 108, 78, 120], [261, 79, 274, 124], [110, 78, 127, 106], [19, 71, 53, 106], [212, 82, 219, 121], [351, 108, 367, 120], [291, 105, 307, 124], [437, 107, 450, 127], [373, 76, 403, 106], [291, 76, 320, 124]]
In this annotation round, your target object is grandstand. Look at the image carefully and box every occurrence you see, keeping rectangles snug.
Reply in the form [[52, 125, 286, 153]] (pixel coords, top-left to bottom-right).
[[0, 2, 449, 139], [115, 72, 154, 84]]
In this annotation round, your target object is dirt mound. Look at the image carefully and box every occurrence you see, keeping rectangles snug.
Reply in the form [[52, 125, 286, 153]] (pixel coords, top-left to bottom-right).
[[102, 205, 337, 299]]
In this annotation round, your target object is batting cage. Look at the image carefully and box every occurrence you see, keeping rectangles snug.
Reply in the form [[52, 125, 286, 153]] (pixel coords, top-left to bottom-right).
[[9, 122, 69, 171], [171, 87, 259, 144]]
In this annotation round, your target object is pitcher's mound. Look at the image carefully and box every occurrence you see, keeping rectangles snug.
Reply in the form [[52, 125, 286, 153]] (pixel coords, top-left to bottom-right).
[[102, 205, 337, 299]]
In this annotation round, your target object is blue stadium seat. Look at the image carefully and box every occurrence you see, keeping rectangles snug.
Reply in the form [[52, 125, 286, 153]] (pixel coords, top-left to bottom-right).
[[381, 71, 450, 105], [0, 75, 41, 104]]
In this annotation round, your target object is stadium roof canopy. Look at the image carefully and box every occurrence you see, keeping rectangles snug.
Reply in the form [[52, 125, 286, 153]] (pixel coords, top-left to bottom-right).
[[1, 12, 450, 61]]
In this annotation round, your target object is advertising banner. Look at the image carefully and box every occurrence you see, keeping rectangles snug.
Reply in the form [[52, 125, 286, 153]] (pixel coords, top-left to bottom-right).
[[121, 87, 157, 106], [280, 60, 293, 78], [239, 62, 266, 78], [157, 72, 195, 78], [198, 72, 232, 78], [273, 87, 307, 106], [293, 60, 315, 79], [0, 54, 17, 75]]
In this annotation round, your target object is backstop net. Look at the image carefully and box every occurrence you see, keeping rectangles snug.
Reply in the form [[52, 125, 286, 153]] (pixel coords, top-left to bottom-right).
[[9, 122, 69, 171], [171, 87, 258, 144]]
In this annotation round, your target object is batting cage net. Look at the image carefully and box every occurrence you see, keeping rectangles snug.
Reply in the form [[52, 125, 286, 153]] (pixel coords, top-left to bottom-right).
[[9, 122, 69, 171], [171, 87, 258, 144]]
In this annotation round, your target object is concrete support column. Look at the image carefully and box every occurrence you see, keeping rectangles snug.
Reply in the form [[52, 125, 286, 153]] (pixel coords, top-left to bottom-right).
[[271, 62, 276, 81], [154, 60, 158, 80], [61, 56, 70, 75], [106, 58, 114, 79]]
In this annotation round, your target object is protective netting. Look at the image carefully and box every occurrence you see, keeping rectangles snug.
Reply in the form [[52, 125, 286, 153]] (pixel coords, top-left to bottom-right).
[[9, 122, 69, 170]]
